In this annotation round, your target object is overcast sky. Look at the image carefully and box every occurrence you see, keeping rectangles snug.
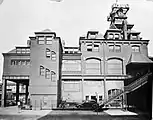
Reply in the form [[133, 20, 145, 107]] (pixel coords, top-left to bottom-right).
[[0, 0, 153, 82]]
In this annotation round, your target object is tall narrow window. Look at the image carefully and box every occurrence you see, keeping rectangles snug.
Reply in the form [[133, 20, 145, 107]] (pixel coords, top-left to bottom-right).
[[45, 68, 50, 79], [46, 48, 51, 58], [109, 45, 114, 52], [51, 51, 56, 60], [115, 45, 121, 52], [38, 37, 45, 45], [87, 44, 92, 52], [51, 71, 56, 81], [40, 66, 45, 76], [46, 36, 53, 45]]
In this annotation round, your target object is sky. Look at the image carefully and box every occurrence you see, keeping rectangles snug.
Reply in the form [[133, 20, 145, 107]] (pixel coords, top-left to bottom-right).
[[0, 0, 153, 82]]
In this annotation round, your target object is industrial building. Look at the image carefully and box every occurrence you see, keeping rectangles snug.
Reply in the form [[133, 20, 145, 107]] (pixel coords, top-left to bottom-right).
[[1, 3, 153, 116]]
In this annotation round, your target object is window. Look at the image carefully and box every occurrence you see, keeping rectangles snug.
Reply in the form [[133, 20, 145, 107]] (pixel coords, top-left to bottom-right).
[[26, 60, 30, 65], [16, 48, 21, 53], [85, 96, 89, 101], [108, 33, 114, 39], [87, 44, 92, 52], [17, 60, 21, 65], [99, 96, 103, 101], [26, 48, 30, 53], [109, 45, 121, 52], [40, 66, 45, 76], [21, 60, 26, 65], [114, 34, 119, 39], [51, 51, 56, 60], [16, 48, 30, 54], [22, 49, 26, 53], [107, 58, 123, 75], [38, 37, 45, 44], [46, 48, 51, 58], [62, 60, 81, 71], [115, 45, 121, 52], [11, 60, 16, 65], [51, 71, 56, 81], [132, 45, 140, 52], [46, 37, 53, 45], [132, 35, 137, 40], [74, 49, 78, 53], [86, 58, 101, 74], [94, 44, 99, 52], [109, 45, 114, 52], [11, 60, 30, 66], [88, 34, 96, 39], [45, 68, 50, 79]]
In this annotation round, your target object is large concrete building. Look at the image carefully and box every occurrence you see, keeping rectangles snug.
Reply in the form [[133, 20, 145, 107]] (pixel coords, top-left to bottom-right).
[[1, 2, 153, 115]]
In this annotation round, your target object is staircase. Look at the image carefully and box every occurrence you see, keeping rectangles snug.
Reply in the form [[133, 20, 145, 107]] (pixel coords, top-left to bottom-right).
[[99, 72, 152, 107]]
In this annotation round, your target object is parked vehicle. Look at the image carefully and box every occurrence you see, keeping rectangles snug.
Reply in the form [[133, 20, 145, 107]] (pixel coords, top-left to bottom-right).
[[76, 100, 98, 110]]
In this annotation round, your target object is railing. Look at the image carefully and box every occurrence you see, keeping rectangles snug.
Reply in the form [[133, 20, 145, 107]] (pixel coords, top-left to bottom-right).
[[124, 72, 152, 92], [99, 72, 152, 107]]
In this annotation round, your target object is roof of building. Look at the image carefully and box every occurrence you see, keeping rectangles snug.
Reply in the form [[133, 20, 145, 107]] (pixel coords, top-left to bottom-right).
[[127, 52, 153, 64], [7, 49, 16, 53]]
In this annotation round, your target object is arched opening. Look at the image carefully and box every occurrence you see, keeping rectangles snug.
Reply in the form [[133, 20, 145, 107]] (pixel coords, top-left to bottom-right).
[[86, 58, 101, 74], [108, 89, 123, 107], [107, 58, 123, 75]]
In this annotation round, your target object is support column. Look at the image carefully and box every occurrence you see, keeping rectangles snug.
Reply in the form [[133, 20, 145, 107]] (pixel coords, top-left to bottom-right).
[[1, 79, 7, 107], [16, 82, 19, 104], [82, 77, 84, 101], [124, 93, 128, 110], [25, 84, 29, 104], [103, 42, 107, 101]]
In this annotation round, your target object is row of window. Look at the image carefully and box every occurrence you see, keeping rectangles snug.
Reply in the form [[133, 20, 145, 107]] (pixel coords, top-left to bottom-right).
[[62, 58, 123, 75], [62, 60, 81, 71], [87, 44, 99, 52], [109, 45, 121, 52], [85, 58, 123, 75], [46, 48, 56, 60], [38, 36, 53, 45], [85, 95, 103, 101], [40, 66, 56, 81], [86, 44, 140, 53], [108, 33, 120, 40], [16, 48, 30, 54], [11, 60, 30, 66]]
